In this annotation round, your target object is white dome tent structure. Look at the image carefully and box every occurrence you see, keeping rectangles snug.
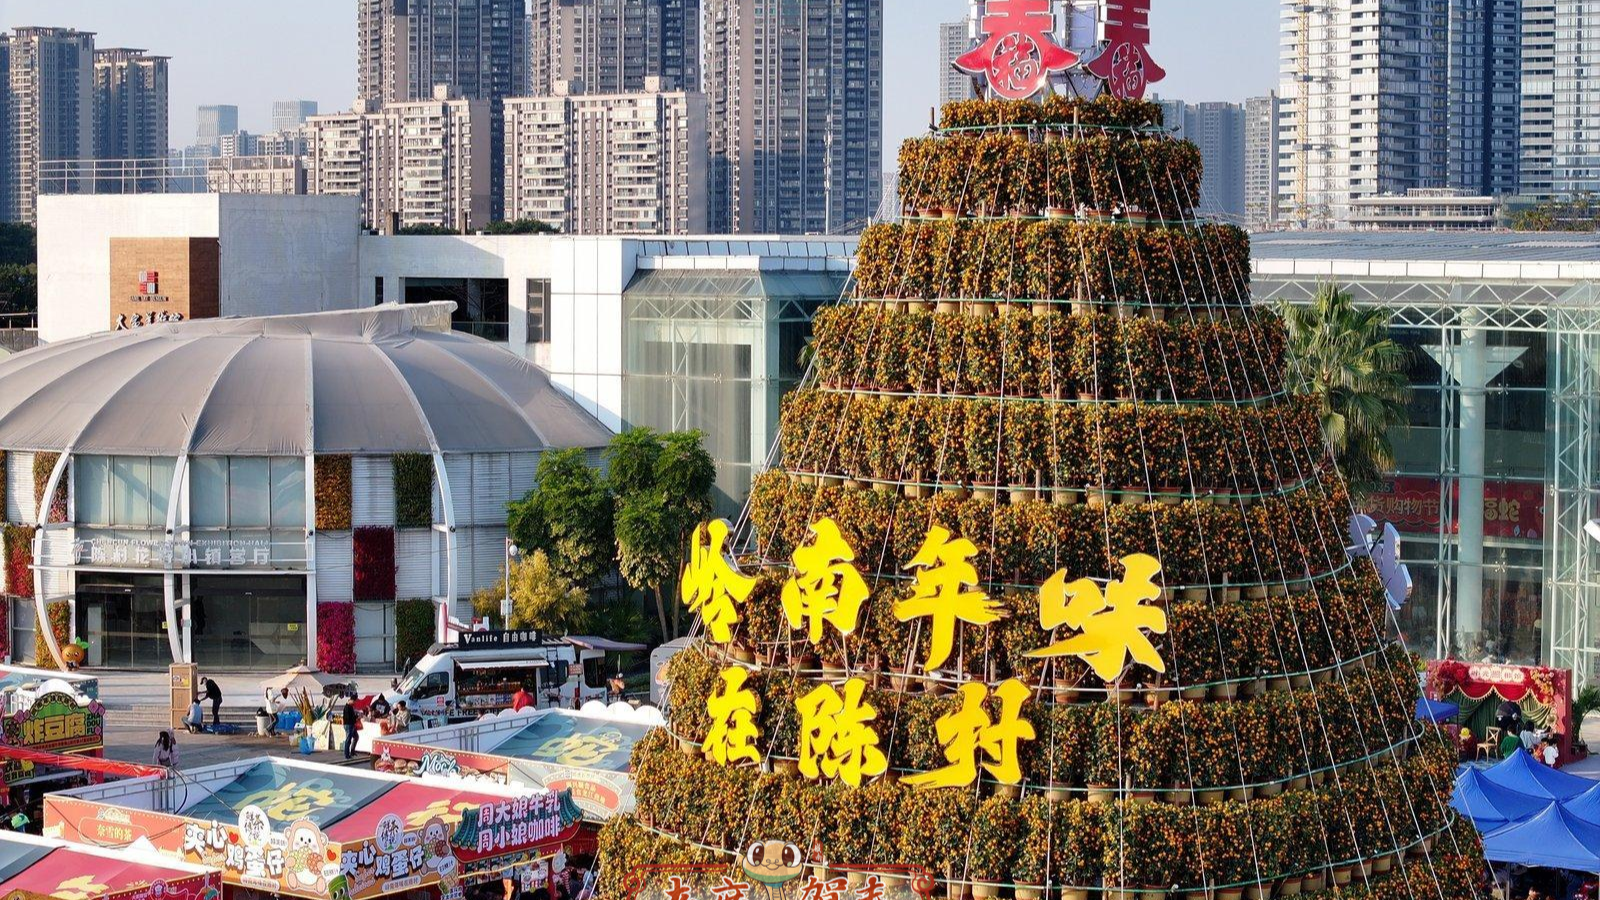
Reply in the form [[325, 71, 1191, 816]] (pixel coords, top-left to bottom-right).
[[0, 303, 611, 671]]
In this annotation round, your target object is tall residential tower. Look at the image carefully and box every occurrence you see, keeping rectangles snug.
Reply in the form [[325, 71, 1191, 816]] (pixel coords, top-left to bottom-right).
[[2, 27, 96, 223], [939, 20, 977, 109], [93, 49, 169, 162], [1448, 0, 1521, 196], [703, 0, 883, 234], [1245, 93, 1281, 229], [1277, 0, 1448, 227], [529, 0, 701, 95]]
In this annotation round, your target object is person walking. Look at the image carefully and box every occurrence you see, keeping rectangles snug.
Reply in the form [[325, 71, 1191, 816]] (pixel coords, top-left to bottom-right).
[[342, 699, 360, 759], [203, 678, 223, 728], [153, 730, 179, 768]]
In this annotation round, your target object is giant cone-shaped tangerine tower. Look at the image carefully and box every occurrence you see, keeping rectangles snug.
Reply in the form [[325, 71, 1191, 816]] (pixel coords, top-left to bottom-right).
[[599, 94, 1486, 900]]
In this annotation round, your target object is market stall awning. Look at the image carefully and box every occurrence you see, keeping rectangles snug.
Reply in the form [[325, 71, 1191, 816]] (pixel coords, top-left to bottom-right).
[[1482, 748, 1595, 800], [1562, 782, 1600, 827], [1483, 802, 1600, 871], [44, 756, 583, 900], [179, 758, 399, 828], [0, 833, 217, 900], [373, 705, 663, 820], [1452, 767, 1555, 831]]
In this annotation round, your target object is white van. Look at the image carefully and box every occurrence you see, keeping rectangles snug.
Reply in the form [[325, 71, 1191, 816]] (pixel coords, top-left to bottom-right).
[[385, 633, 646, 722]]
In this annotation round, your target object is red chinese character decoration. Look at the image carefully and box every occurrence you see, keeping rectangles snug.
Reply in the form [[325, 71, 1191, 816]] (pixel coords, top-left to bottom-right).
[[955, 0, 1080, 101], [1085, 0, 1166, 100]]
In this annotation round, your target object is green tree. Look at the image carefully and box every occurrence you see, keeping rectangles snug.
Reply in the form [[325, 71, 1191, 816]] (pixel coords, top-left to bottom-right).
[[472, 549, 587, 632], [0, 224, 37, 316], [395, 224, 460, 236], [608, 429, 716, 638], [508, 449, 614, 589], [1281, 285, 1412, 498], [485, 219, 560, 235]]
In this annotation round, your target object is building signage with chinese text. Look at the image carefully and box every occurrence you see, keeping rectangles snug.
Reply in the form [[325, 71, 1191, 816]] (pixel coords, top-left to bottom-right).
[[73, 537, 285, 570]]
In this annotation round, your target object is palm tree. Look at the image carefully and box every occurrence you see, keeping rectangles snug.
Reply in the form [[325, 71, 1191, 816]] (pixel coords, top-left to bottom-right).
[[1281, 284, 1412, 498]]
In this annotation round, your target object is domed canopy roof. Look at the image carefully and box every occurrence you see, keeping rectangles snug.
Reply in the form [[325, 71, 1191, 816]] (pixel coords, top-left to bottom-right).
[[0, 303, 612, 457]]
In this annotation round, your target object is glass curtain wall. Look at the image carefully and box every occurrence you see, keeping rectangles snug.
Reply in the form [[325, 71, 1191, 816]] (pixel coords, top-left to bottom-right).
[[620, 269, 843, 515]]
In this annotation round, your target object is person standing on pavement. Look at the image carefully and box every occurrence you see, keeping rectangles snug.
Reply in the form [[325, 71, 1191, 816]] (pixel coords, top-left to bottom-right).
[[342, 699, 361, 759], [153, 730, 179, 767], [203, 678, 223, 727]]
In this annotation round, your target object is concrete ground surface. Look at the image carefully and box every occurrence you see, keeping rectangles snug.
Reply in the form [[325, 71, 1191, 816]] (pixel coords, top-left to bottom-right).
[[75, 668, 388, 769]]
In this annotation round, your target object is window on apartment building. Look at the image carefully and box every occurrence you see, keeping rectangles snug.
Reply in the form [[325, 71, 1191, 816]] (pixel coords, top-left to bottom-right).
[[374, 277, 385, 306], [526, 279, 552, 343], [403, 278, 509, 342]]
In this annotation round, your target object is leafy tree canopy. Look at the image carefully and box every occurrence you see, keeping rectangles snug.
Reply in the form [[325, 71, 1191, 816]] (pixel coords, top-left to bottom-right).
[[485, 219, 560, 235], [471, 549, 587, 633]]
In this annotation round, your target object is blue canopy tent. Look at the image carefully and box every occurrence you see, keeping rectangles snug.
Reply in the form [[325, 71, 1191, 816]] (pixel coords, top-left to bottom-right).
[[1563, 783, 1600, 827], [1482, 748, 1595, 801], [1416, 697, 1460, 723], [1454, 767, 1556, 831], [1483, 803, 1600, 871]]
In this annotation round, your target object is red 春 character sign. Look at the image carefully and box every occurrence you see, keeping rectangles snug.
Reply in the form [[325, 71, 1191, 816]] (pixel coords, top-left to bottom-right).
[[955, 0, 1079, 101], [1086, 0, 1166, 100]]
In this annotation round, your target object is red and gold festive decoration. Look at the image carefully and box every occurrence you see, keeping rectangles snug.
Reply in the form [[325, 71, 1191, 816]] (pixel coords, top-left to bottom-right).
[[604, 89, 1486, 900]]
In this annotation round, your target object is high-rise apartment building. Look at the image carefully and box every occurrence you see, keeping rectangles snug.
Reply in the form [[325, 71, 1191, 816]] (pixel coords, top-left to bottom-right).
[[1186, 102, 1246, 222], [530, 0, 701, 95], [1245, 93, 1282, 229], [93, 49, 169, 163], [1520, 0, 1554, 196], [356, 0, 529, 104], [2, 28, 96, 223], [1550, 0, 1600, 196], [939, 20, 977, 109], [356, 0, 530, 221], [1277, 0, 1448, 228], [196, 105, 239, 155], [306, 94, 490, 232], [1157, 98, 1245, 221], [272, 100, 318, 131], [504, 83, 707, 234], [704, 0, 883, 234], [1448, 0, 1521, 196]]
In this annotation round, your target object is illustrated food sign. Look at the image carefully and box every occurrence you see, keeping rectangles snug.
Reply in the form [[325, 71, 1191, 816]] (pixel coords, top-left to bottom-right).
[[44, 788, 582, 900], [685, 519, 1168, 791], [1, 691, 105, 782], [954, 0, 1165, 102]]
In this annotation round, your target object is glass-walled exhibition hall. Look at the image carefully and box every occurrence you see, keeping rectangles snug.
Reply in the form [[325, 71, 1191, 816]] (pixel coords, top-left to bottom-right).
[[620, 268, 847, 515], [1253, 232, 1600, 687], [0, 304, 611, 671]]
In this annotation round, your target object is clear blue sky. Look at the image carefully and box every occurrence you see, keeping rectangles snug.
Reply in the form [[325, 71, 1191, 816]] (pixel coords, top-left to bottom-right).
[[0, 0, 1278, 162]]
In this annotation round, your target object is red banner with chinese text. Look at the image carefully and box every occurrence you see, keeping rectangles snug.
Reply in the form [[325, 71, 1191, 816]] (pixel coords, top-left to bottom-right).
[[1362, 477, 1545, 540]]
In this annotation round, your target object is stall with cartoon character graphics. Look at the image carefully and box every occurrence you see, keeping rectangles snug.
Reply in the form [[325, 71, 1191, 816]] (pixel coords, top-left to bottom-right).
[[37, 757, 583, 900], [0, 829, 219, 900]]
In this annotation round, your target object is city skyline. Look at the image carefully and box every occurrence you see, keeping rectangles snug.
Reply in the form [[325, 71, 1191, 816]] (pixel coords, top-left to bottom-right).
[[0, 0, 1278, 162]]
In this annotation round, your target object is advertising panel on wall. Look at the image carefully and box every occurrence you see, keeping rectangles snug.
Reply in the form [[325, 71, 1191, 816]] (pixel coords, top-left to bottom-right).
[[372, 704, 662, 821], [42, 758, 583, 900], [1364, 476, 1547, 541]]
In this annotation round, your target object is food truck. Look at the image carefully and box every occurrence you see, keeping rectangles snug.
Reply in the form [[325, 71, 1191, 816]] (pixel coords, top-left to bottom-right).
[[385, 633, 645, 723], [372, 703, 662, 822], [43, 756, 584, 900], [0, 830, 219, 900]]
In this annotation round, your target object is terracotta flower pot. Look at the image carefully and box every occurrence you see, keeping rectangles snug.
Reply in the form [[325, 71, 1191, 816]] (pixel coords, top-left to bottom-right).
[[1086, 784, 1116, 804]]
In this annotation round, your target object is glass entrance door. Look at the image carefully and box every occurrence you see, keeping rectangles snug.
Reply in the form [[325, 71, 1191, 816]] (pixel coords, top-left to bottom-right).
[[75, 575, 170, 668], [190, 576, 307, 670]]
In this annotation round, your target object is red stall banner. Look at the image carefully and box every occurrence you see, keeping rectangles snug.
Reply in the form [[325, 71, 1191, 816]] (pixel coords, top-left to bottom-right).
[[1364, 477, 1545, 540]]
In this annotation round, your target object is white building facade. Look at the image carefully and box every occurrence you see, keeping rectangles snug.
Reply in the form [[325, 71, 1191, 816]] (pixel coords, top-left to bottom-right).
[[503, 86, 708, 234], [306, 95, 491, 232]]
